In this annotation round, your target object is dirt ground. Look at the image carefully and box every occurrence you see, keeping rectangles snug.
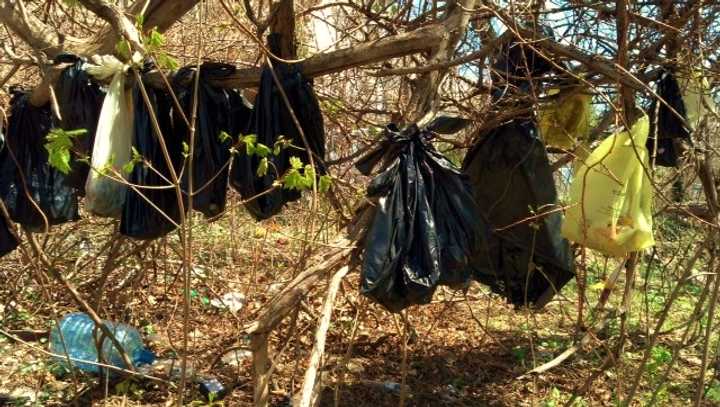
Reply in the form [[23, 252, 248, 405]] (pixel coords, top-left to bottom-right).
[[0, 197, 717, 407]]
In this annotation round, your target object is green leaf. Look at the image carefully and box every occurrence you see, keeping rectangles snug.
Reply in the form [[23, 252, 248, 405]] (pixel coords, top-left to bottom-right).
[[257, 157, 268, 177], [182, 141, 190, 158], [156, 53, 179, 70], [122, 161, 135, 174], [289, 156, 303, 169], [218, 131, 231, 143], [122, 147, 143, 174], [146, 28, 165, 50], [135, 14, 145, 28], [319, 175, 332, 193], [242, 134, 257, 156], [303, 165, 316, 188], [115, 40, 131, 60], [44, 128, 87, 175], [255, 143, 271, 158], [283, 168, 303, 191]]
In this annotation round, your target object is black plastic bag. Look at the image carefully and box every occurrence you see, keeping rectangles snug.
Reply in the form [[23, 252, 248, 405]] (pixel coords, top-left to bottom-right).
[[0, 90, 79, 232], [230, 33, 325, 220], [120, 78, 184, 239], [174, 63, 248, 218], [0, 128, 19, 257], [54, 54, 105, 192], [491, 26, 559, 98], [647, 70, 691, 167], [462, 120, 574, 307], [0, 200, 19, 258], [359, 123, 488, 312]]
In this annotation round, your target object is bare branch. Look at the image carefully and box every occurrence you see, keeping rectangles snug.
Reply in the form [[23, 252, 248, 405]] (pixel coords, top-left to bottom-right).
[[0, 0, 85, 58]]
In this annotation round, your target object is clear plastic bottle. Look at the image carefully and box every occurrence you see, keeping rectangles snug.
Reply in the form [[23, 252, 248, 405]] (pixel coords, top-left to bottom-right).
[[49, 312, 155, 375]]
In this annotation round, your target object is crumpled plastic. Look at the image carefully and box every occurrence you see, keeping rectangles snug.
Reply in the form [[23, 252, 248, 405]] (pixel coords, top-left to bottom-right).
[[53, 53, 105, 192], [562, 114, 655, 257], [462, 120, 574, 307], [538, 86, 592, 150], [231, 33, 326, 220], [85, 55, 134, 217], [359, 121, 487, 312], [173, 62, 249, 219], [120, 72, 184, 240], [0, 89, 79, 232]]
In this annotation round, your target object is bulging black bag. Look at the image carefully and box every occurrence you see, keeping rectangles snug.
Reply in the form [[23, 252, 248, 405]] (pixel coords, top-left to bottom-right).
[[359, 123, 487, 312], [54, 54, 105, 192], [174, 63, 248, 218], [230, 33, 325, 220], [120, 79, 184, 240], [462, 120, 574, 307], [0, 90, 79, 232], [647, 70, 691, 167]]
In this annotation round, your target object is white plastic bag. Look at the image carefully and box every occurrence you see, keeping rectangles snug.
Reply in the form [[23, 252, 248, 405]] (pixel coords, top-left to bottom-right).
[[84, 56, 134, 217]]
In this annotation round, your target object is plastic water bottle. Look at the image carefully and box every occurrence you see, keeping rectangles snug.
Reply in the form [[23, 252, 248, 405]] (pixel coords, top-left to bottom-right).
[[49, 312, 155, 375]]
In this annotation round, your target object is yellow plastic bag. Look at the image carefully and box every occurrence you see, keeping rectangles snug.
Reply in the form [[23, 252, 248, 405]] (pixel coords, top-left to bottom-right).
[[680, 71, 717, 131], [561, 114, 655, 257], [538, 87, 592, 149]]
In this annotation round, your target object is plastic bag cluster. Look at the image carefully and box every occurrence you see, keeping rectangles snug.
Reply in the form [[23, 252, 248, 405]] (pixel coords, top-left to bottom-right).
[[0, 89, 80, 233], [231, 33, 325, 220], [562, 114, 655, 257], [174, 62, 251, 219], [359, 123, 488, 312], [463, 120, 574, 307]]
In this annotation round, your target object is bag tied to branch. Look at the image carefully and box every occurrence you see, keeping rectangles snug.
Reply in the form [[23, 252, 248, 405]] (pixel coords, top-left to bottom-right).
[[562, 114, 655, 257]]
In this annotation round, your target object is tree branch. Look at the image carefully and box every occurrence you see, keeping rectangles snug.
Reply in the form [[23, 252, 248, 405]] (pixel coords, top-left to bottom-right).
[[75, 0, 145, 52], [0, 0, 85, 58]]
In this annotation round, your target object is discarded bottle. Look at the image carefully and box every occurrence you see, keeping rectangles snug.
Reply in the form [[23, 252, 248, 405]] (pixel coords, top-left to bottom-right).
[[49, 312, 155, 375], [198, 376, 227, 401]]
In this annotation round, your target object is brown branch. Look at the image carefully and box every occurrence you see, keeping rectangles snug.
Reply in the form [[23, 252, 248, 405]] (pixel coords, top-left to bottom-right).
[[407, 0, 478, 121], [75, 0, 144, 52], [0, 0, 85, 58], [373, 29, 512, 77]]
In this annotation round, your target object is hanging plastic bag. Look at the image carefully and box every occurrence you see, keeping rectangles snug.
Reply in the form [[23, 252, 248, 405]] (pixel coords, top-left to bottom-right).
[[562, 114, 654, 257], [647, 70, 690, 167], [84, 56, 134, 217], [648, 70, 718, 167], [120, 76, 184, 240], [0, 199, 19, 258], [0, 90, 79, 231], [0, 129, 19, 257], [230, 33, 326, 220], [173, 63, 246, 219], [53, 54, 105, 192], [491, 25, 561, 98], [462, 120, 574, 307], [681, 70, 717, 132], [538, 86, 592, 149], [359, 122, 487, 312]]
